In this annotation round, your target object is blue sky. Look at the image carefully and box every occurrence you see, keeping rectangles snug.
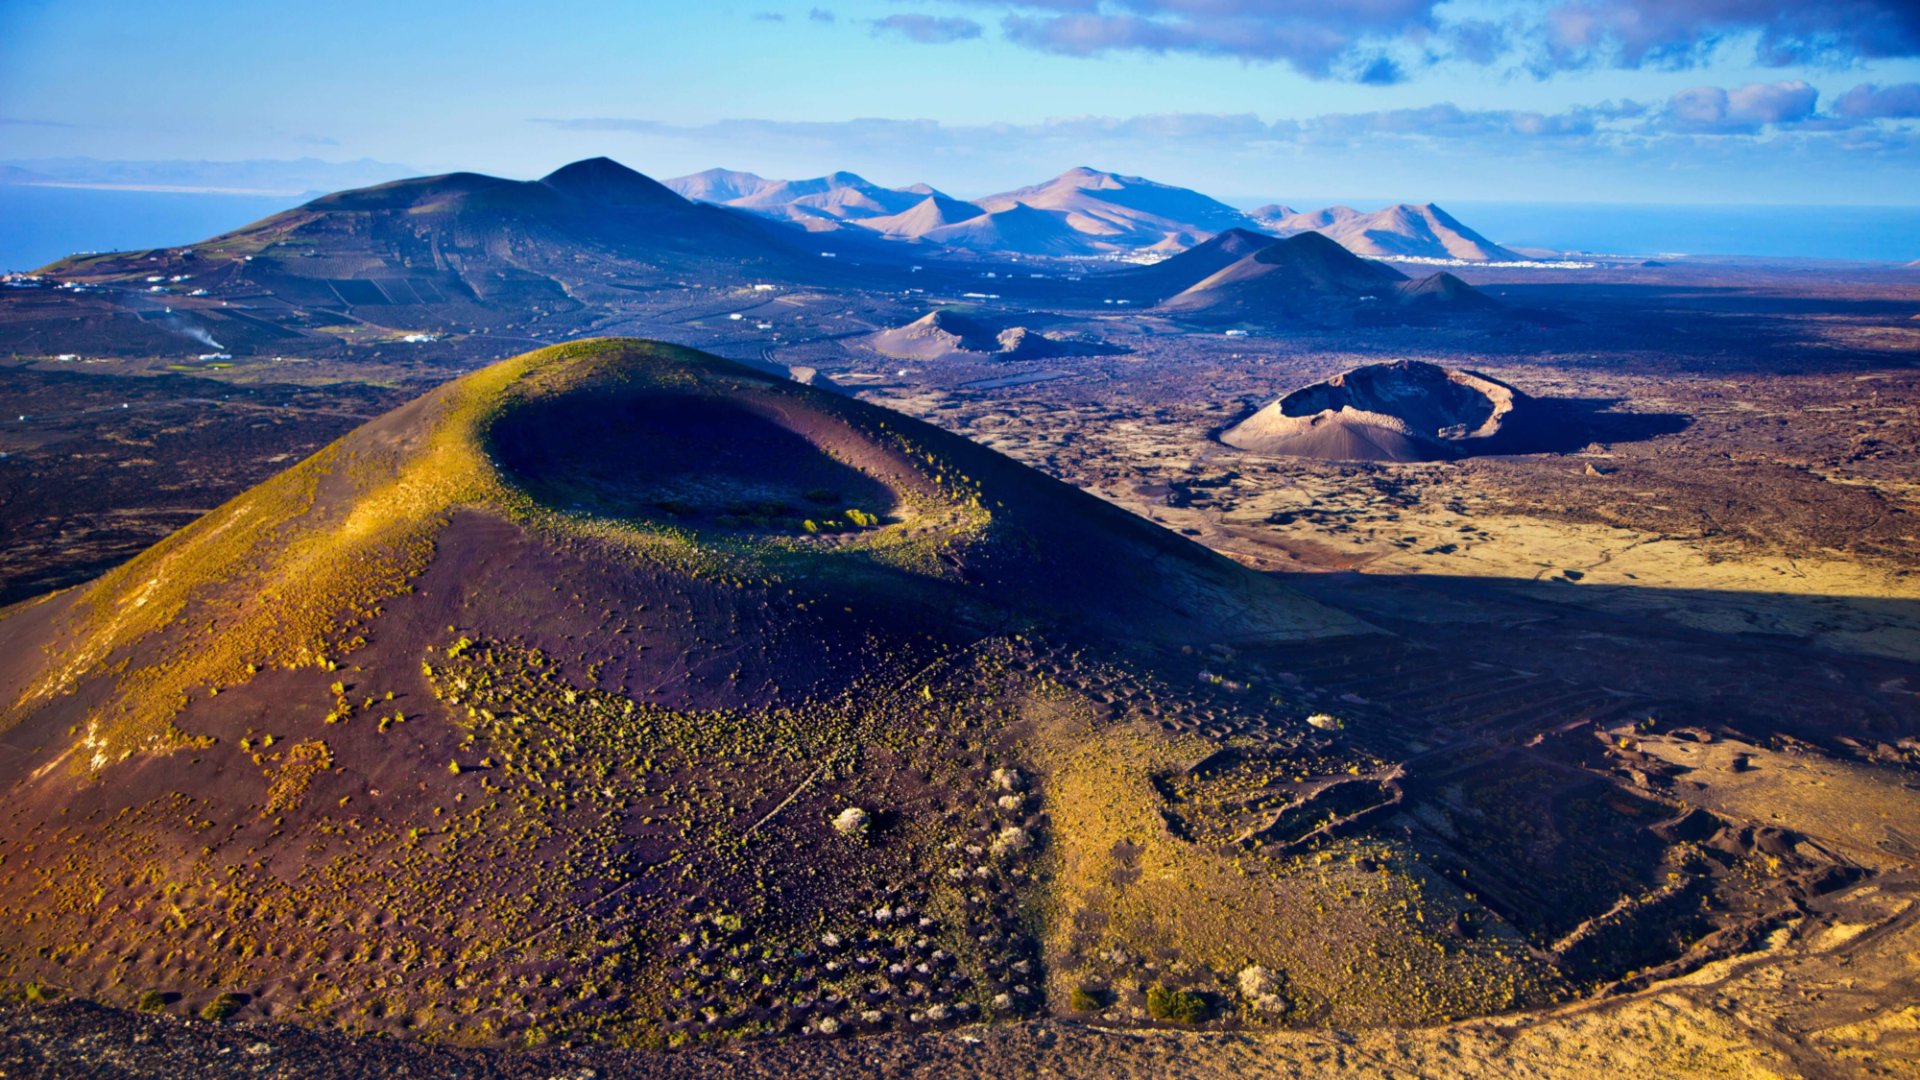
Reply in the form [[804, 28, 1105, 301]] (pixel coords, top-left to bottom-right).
[[3, 0, 1919, 204]]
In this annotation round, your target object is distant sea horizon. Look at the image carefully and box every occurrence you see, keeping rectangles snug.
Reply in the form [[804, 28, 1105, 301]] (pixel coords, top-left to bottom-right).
[[1436, 199, 1920, 263], [3, 182, 1917, 272], [0, 185, 306, 272]]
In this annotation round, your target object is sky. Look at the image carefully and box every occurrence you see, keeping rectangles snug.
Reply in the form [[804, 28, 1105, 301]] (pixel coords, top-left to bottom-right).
[[3, 0, 1920, 206]]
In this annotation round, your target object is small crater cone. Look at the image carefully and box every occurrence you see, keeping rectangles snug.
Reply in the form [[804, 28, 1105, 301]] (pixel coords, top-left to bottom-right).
[[1222, 360, 1527, 462]]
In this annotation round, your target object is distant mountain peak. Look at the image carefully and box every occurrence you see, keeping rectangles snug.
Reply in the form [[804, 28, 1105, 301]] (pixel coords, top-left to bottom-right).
[[542, 156, 635, 183], [1054, 166, 1132, 189], [665, 168, 779, 204], [1211, 226, 1275, 247], [1258, 230, 1356, 263], [861, 192, 984, 238], [968, 169, 1257, 254], [541, 157, 680, 205], [1260, 201, 1517, 262], [683, 167, 766, 183]]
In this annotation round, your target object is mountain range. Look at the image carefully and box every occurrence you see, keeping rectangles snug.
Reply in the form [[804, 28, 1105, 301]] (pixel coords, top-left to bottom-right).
[[666, 166, 1518, 263], [34, 157, 900, 346], [25, 160, 1511, 359]]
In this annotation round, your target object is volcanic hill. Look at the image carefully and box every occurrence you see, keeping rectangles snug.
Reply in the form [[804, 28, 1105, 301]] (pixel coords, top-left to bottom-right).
[[1157, 233, 1407, 321], [1106, 227, 1281, 301], [1157, 234, 1507, 326], [33, 158, 867, 345], [0, 340, 1872, 1061], [10, 339, 1548, 1050], [1222, 360, 1528, 462], [869, 310, 1116, 362], [975, 168, 1255, 254]]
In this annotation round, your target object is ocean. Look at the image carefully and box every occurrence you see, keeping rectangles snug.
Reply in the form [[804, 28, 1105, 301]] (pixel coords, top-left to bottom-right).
[[1441, 200, 1920, 263], [0, 185, 305, 272]]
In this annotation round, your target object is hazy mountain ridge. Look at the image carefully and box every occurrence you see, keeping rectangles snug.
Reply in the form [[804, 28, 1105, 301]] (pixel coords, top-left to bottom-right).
[[670, 165, 1519, 262]]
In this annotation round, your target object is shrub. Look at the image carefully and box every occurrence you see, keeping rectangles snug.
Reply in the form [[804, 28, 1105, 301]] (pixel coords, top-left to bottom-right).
[[1238, 965, 1290, 1015], [831, 807, 870, 836], [136, 990, 167, 1012], [200, 993, 242, 1021], [1146, 984, 1210, 1024], [1067, 985, 1104, 1012]]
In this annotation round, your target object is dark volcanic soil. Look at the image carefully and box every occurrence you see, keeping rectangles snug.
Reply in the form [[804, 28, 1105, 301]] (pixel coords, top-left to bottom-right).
[[0, 367, 412, 604]]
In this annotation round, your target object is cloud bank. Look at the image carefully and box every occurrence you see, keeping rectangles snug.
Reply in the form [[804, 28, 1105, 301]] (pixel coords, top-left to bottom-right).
[[887, 1, 1920, 82], [536, 80, 1919, 148], [872, 13, 985, 43], [529, 76, 1920, 200]]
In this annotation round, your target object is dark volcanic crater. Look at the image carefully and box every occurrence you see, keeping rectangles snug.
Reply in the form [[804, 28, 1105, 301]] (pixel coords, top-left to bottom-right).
[[488, 380, 907, 534]]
